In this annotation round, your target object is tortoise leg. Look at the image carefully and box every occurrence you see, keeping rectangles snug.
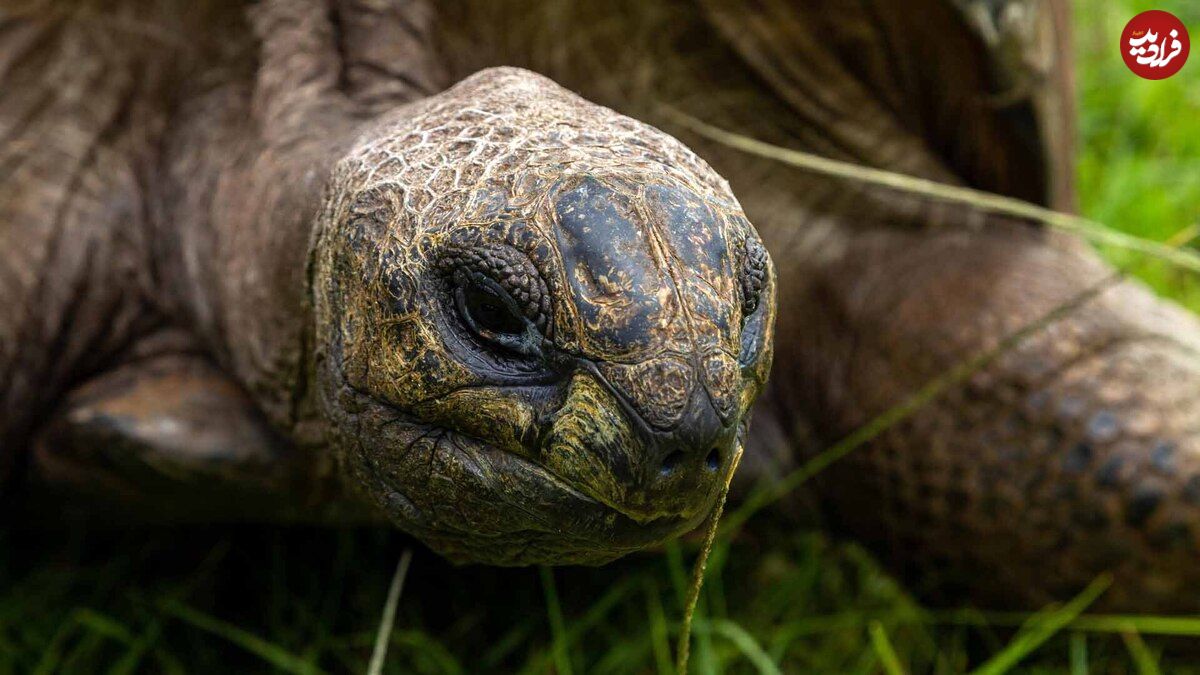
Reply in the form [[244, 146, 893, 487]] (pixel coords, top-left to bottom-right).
[[759, 221, 1200, 613], [26, 346, 365, 524]]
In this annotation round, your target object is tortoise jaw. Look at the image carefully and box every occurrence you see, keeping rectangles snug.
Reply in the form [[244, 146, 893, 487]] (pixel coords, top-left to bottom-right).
[[543, 459, 718, 528], [353, 421, 709, 566]]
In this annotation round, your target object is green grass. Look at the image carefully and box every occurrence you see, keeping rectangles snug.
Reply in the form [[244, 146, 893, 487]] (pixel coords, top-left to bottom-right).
[[4, 1, 1200, 673], [1076, 0, 1200, 308]]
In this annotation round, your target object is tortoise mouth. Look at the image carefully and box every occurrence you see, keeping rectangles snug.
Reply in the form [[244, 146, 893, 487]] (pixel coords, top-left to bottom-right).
[[355, 425, 707, 566]]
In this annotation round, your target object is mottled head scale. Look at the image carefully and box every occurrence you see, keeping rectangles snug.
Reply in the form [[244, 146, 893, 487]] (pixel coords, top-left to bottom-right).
[[313, 68, 775, 564]]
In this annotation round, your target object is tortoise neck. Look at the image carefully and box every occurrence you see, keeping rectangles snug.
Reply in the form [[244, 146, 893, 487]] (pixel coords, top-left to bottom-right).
[[155, 0, 443, 442], [157, 66, 359, 440]]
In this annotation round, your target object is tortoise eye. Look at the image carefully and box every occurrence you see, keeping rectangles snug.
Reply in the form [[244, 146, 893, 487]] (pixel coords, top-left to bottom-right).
[[453, 274, 544, 358], [460, 281, 525, 337], [437, 240, 553, 342]]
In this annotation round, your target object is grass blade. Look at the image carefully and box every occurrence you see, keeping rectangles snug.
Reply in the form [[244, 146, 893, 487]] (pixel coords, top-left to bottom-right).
[[703, 619, 783, 675], [1069, 633, 1088, 675], [970, 575, 1112, 675], [159, 599, 323, 675], [482, 620, 535, 669], [1120, 625, 1163, 675], [868, 621, 906, 675], [540, 566, 573, 675], [386, 629, 463, 675], [368, 549, 413, 675], [31, 618, 76, 675], [676, 444, 743, 674], [645, 580, 675, 675], [932, 610, 1200, 637], [521, 574, 642, 675], [661, 108, 1200, 275], [108, 619, 164, 675], [73, 609, 135, 645]]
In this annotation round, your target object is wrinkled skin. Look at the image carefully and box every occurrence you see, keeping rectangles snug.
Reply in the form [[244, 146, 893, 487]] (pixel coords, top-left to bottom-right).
[[3, 0, 1200, 613]]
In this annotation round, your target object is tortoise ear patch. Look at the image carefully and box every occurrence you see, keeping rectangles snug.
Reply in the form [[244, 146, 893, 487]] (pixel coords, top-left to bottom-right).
[[342, 184, 405, 286], [344, 185, 405, 252], [739, 237, 769, 319]]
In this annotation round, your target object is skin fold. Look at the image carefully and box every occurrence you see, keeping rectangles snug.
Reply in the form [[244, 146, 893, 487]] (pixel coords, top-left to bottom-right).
[[2, 0, 1199, 612]]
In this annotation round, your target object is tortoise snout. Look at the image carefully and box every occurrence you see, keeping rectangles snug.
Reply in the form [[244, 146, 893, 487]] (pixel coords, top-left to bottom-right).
[[541, 368, 739, 524], [598, 354, 740, 484], [627, 383, 738, 520], [598, 355, 741, 497], [652, 387, 734, 479]]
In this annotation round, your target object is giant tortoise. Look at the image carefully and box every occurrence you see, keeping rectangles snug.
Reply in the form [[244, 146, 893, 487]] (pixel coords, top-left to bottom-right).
[[3, 0, 1199, 614]]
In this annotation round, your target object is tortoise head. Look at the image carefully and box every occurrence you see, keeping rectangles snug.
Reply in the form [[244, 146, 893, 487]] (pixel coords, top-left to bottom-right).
[[312, 68, 775, 565]]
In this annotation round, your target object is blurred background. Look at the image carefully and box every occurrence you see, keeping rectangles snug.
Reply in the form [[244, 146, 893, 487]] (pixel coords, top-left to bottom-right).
[[1077, 0, 1200, 310], [2, 0, 1198, 672]]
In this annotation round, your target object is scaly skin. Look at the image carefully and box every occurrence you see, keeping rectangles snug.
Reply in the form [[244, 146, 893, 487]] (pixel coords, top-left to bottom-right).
[[3, 0, 1200, 611]]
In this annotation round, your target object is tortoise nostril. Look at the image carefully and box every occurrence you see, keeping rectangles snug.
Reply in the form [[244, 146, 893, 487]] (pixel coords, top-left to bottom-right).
[[705, 448, 721, 471], [660, 451, 684, 475]]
